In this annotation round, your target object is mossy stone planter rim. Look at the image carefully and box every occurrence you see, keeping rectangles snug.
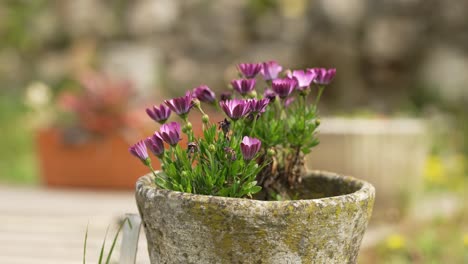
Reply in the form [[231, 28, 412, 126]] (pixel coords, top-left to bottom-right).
[[136, 170, 375, 263], [136, 170, 375, 208]]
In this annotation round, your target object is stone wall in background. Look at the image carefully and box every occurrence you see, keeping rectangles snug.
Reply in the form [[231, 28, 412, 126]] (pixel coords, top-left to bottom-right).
[[1, 0, 467, 112]]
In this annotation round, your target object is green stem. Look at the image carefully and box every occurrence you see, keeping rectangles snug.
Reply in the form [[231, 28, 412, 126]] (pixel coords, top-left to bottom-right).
[[315, 86, 325, 107], [182, 116, 194, 142], [250, 116, 258, 137], [197, 104, 209, 129], [300, 95, 306, 131], [148, 163, 158, 178], [274, 98, 282, 119]]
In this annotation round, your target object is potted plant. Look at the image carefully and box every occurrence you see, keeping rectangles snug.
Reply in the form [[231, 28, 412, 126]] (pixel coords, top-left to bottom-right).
[[36, 72, 151, 189], [131, 62, 375, 263]]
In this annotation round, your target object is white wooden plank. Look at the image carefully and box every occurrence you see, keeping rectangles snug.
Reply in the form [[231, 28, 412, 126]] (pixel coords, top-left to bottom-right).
[[0, 186, 150, 264]]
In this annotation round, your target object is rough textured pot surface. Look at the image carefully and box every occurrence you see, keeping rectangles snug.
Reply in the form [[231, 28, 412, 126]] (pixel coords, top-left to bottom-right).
[[136, 171, 375, 264]]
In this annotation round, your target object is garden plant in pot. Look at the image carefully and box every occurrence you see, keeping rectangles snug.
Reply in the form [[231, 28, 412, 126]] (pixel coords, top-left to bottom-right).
[[131, 62, 375, 263], [37, 73, 150, 189]]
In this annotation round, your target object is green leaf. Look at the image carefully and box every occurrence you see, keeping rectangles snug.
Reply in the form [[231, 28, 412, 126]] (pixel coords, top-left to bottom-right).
[[250, 185, 262, 194]]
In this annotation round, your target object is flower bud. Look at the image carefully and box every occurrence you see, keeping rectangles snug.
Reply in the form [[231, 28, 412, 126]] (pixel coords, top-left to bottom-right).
[[267, 148, 276, 157], [202, 114, 209, 124], [223, 147, 237, 161], [185, 122, 192, 131], [248, 90, 257, 98], [193, 98, 201, 108], [181, 171, 189, 178], [315, 119, 321, 126], [208, 144, 216, 152], [299, 88, 310, 96]]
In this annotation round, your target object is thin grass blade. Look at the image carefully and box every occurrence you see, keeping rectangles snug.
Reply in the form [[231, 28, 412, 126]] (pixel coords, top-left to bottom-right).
[[83, 222, 89, 264], [105, 218, 131, 264], [98, 225, 110, 264]]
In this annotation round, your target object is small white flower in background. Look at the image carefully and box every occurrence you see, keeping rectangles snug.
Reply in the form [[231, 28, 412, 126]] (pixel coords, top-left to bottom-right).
[[24, 81, 51, 109]]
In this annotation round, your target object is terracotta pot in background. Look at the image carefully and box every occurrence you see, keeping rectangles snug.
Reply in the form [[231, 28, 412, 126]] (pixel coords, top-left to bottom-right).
[[35, 110, 225, 189], [36, 128, 157, 189]]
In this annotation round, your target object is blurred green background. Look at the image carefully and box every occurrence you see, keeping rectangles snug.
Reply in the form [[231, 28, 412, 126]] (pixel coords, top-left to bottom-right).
[[0, 0, 466, 263]]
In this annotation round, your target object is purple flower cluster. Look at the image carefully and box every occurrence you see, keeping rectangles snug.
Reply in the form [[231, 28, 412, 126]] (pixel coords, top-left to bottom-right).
[[130, 60, 336, 191], [232, 61, 335, 101], [129, 121, 182, 163]]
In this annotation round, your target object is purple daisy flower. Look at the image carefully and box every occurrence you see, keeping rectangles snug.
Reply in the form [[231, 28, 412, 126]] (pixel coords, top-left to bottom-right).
[[193, 85, 216, 103], [237, 63, 263, 78], [240, 136, 262, 161], [231, 79, 256, 95], [261, 61, 283, 80], [310, 68, 336, 85], [271, 78, 297, 98], [129, 140, 150, 165], [164, 91, 193, 116], [146, 104, 171, 124], [248, 98, 270, 115], [219, 99, 251, 120], [287, 69, 316, 90], [158, 122, 181, 146], [145, 133, 165, 157]]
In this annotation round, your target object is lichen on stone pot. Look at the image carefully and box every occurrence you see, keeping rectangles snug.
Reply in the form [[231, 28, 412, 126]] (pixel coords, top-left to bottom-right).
[[135, 171, 375, 264]]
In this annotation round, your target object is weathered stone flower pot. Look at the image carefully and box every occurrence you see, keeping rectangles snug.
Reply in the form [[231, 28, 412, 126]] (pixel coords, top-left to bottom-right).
[[136, 171, 375, 263]]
